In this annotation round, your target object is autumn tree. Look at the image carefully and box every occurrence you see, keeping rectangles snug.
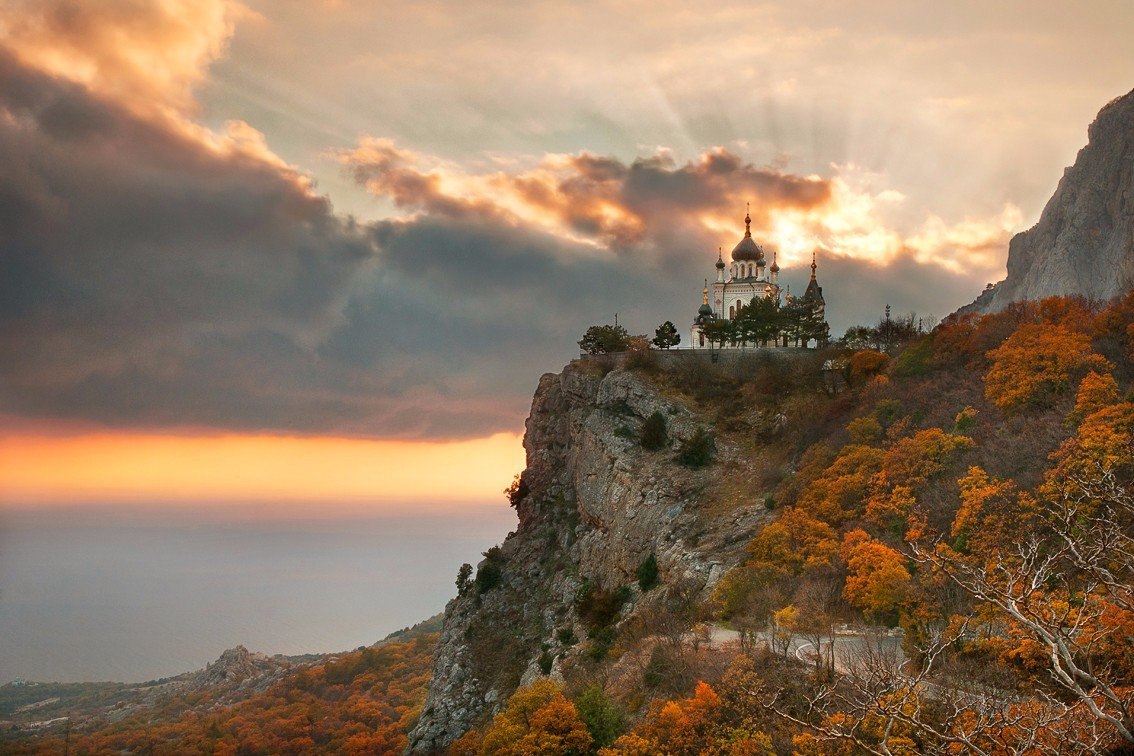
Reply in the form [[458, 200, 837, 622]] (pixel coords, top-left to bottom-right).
[[480, 679, 592, 755], [984, 323, 1111, 413], [840, 530, 911, 623]]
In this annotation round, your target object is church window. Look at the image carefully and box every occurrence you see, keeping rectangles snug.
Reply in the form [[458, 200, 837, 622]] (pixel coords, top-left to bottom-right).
[[729, 305, 735, 319]]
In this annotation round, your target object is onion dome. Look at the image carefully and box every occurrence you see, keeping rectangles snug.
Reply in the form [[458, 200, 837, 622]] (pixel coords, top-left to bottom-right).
[[697, 281, 714, 320], [770, 249, 780, 273], [731, 204, 765, 262], [715, 248, 726, 270]]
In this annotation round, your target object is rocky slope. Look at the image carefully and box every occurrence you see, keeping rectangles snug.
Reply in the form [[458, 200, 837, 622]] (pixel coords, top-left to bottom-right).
[[407, 359, 777, 752], [961, 88, 1134, 314]]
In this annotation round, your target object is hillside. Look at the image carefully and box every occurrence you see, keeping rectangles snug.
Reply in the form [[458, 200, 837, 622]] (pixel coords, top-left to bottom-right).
[[7, 299, 1134, 754], [962, 87, 1134, 314], [414, 296, 1134, 754], [1, 618, 441, 754]]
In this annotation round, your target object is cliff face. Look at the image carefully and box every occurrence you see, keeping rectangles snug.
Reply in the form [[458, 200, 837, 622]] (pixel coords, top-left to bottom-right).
[[407, 361, 773, 751], [962, 88, 1134, 314]]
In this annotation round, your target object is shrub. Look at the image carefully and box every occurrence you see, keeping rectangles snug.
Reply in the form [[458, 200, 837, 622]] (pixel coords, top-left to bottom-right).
[[893, 336, 934, 378], [538, 643, 554, 675], [504, 472, 530, 508], [636, 553, 660, 591], [576, 580, 630, 628], [846, 415, 882, 444], [676, 428, 715, 468], [476, 546, 506, 594], [850, 349, 890, 382], [640, 411, 668, 450]]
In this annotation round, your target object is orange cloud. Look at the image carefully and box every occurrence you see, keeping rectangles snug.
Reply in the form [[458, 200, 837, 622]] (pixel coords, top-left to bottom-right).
[[0, 0, 243, 117], [0, 431, 526, 507], [340, 138, 1022, 275]]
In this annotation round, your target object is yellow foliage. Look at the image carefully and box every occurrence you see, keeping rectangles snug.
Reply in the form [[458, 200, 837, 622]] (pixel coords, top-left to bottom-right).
[[480, 678, 592, 756], [746, 507, 839, 578]]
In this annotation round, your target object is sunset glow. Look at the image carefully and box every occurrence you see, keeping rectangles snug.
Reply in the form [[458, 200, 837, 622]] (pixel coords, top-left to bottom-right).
[[0, 431, 526, 507]]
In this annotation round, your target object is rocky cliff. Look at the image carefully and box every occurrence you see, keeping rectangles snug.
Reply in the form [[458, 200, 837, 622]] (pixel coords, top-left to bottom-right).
[[407, 359, 776, 752], [961, 88, 1134, 314]]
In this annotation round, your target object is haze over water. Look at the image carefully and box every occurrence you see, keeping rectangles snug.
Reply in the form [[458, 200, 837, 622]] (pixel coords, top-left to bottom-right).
[[0, 503, 515, 683]]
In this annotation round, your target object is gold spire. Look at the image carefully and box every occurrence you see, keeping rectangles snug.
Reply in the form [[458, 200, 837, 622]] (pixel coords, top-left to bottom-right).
[[810, 250, 817, 280], [703, 279, 710, 304], [744, 202, 752, 238]]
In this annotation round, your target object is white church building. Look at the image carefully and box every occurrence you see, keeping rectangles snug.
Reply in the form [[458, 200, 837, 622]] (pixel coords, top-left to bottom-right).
[[690, 206, 826, 349]]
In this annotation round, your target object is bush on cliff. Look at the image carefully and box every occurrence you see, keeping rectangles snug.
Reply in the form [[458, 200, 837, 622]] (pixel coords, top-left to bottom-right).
[[676, 428, 715, 468]]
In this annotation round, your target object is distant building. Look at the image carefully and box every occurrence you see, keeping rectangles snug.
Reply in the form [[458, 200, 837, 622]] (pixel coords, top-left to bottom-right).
[[691, 206, 827, 349]]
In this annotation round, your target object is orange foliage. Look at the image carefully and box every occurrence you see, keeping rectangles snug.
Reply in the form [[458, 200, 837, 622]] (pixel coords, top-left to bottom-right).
[[601, 681, 724, 755], [984, 323, 1111, 413], [20, 634, 437, 755], [796, 444, 884, 523], [840, 530, 911, 619], [850, 350, 890, 381], [1072, 370, 1120, 421], [479, 678, 592, 755], [746, 507, 839, 578], [951, 466, 1043, 556]]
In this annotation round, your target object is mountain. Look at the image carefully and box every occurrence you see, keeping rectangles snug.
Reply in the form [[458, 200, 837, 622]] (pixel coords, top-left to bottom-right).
[[962, 88, 1134, 314]]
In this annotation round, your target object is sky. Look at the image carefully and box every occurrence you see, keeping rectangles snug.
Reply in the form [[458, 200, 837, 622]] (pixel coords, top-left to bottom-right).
[[1, 0, 1133, 504]]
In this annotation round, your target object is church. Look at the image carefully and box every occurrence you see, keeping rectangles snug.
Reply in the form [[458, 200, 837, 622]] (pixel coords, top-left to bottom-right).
[[690, 206, 827, 349]]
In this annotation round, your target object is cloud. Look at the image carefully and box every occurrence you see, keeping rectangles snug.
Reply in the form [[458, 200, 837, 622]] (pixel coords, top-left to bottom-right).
[[0, 0, 1043, 442], [0, 0, 242, 117], [338, 137, 1018, 278], [0, 51, 660, 438]]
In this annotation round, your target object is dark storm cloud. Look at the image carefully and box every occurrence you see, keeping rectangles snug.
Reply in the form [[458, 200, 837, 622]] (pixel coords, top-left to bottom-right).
[[0, 50, 994, 440], [0, 52, 682, 438]]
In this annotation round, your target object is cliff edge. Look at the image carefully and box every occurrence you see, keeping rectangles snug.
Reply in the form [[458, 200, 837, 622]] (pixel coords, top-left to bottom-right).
[[407, 359, 778, 751], [960, 88, 1134, 314]]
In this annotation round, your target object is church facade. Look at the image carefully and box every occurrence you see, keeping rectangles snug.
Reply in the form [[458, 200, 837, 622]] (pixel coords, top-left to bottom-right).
[[691, 208, 827, 349]]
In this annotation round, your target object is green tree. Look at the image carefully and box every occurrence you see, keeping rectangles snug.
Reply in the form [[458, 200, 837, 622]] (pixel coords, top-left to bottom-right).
[[578, 324, 632, 355], [699, 319, 733, 349], [652, 321, 681, 349], [574, 685, 625, 749], [736, 296, 783, 347], [456, 563, 473, 596], [637, 552, 660, 591]]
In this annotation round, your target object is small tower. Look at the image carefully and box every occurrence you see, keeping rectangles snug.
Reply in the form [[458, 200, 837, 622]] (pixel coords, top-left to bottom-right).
[[691, 279, 717, 349], [715, 247, 726, 283]]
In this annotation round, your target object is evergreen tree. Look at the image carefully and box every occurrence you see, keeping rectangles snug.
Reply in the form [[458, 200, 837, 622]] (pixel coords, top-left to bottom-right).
[[578, 324, 632, 354], [652, 321, 681, 349]]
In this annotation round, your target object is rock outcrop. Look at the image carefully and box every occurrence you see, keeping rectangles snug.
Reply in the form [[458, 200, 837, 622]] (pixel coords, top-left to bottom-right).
[[961, 88, 1134, 314], [407, 361, 774, 752]]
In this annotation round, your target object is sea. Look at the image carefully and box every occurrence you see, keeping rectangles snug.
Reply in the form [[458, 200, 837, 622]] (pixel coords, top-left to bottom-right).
[[0, 502, 516, 683]]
